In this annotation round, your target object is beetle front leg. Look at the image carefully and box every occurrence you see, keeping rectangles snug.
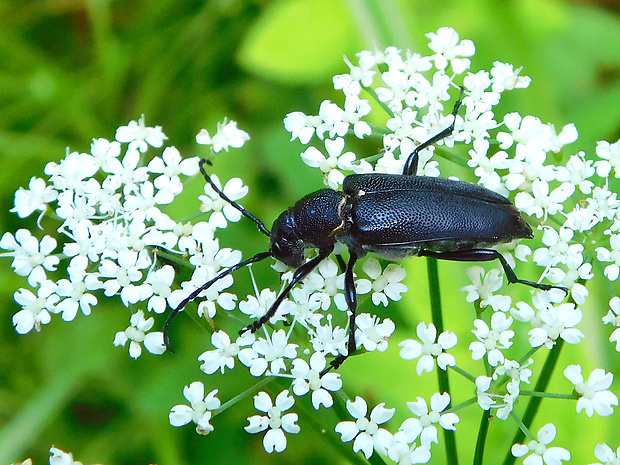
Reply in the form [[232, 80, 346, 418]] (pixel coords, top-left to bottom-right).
[[330, 249, 361, 370], [418, 248, 568, 292], [241, 249, 332, 335]]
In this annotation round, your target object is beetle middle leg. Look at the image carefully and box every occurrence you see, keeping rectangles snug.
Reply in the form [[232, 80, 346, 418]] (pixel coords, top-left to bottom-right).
[[329, 249, 361, 370], [418, 248, 568, 292], [402, 86, 465, 176]]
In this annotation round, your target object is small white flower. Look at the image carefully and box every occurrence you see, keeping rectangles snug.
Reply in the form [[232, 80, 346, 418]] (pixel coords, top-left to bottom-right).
[[400, 392, 459, 449], [555, 151, 595, 194], [12, 280, 57, 334], [0, 229, 59, 281], [241, 329, 298, 377], [98, 249, 151, 304], [493, 358, 533, 393], [291, 352, 343, 409], [332, 53, 376, 96], [284, 111, 322, 144], [528, 302, 584, 348], [54, 256, 98, 321], [198, 331, 254, 375], [469, 312, 514, 366], [169, 381, 220, 435], [300, 137, 358, 188], [386, 430, 431, 464], [198, 174, 249, 229], [461, 266, 511, 312], [596, 234, 620, 281], [245, 390, 300, 453], [563, 364, 618, 417], [335, 396, 395, 459], [590, 443, 620, 465], [113, 310, 166, 358], [511, 423, 570, 465], [355, 313, 395, 353], [143, 265, 175, 314], [115, 115, 167, 152], [195, 119, 249, 152], [467, 139, 510, 194], [49, 447, 83, 465], [475, 376, 495, 411], [425, 27, 474, 73], [147, 148, 199, 201], [533, 227, 581, 268], [238, 288, 294, 326], [594, 139, 620, 178], [490, 61, 531, 92], [399, 321, 457, 375], [362, 258, 408, 306], [10, 176, 58, 220], [309, 316, 348, 357], [603, 296, 620, 351], [514, 179, 574, 220]]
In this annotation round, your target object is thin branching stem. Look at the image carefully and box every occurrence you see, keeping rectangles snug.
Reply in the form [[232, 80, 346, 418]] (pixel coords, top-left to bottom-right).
[[502, 339, 565, 465], [473, 410, 492, 465], [426, 257, 458, 465]]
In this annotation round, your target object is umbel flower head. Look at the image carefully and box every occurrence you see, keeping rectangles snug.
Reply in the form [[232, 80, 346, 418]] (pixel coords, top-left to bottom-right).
[[2, 26, 619, 462]]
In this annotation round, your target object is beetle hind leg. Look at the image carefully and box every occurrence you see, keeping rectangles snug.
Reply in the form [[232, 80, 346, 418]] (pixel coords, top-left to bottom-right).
[[402, 86, 465, 176], [418, 248, 568, 293]]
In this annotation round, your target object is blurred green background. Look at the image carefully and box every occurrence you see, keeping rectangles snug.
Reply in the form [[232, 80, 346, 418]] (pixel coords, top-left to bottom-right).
[[1, 0, 619, 464]]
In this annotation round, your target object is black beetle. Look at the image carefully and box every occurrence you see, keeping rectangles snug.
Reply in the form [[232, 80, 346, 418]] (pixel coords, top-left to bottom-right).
[[164, 89, 565, 368]]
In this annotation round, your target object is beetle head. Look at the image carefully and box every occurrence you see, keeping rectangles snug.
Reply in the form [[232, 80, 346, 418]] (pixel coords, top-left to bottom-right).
[[270, 210, 305, 268]]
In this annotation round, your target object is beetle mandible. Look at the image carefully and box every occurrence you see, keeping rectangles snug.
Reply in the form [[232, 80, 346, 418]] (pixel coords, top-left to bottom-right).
[[164, 88, 566, 369]]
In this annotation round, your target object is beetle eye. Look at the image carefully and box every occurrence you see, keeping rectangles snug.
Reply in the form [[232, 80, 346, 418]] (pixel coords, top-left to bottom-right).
[[271, 238, 304, 268]]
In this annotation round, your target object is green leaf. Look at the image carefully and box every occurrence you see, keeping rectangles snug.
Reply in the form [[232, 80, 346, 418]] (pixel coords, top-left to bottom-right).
[[237, 0, 361, 83]]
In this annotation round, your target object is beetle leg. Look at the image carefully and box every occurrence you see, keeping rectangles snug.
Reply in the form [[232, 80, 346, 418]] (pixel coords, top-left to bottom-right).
[[418, 248, 568, 292], [241, 248, 333, 335], [402, 86, 465, 176], [334, 254, 347, 273], [330, 249, 361, 370], [164, 250, 272, 353]]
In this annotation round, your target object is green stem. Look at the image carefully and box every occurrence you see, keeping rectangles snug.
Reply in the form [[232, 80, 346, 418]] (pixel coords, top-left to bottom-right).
[[433, 146, 470, 169], [363, 86, 395, 118], [518, 391, 574, 400], [447, 396, 478, 414], [448, 364, 477, 383], [214, 376, 275, 416], [426, 257, 458, 465], [473, 410, 492, 465], [502, 339, 564, 465], [509, 411, 536, 441]]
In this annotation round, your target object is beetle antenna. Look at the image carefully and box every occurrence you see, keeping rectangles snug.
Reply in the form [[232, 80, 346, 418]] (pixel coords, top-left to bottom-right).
[[403, 86, 465, 176], [163, 250, 272, 353], [199, 158, 272, 237]]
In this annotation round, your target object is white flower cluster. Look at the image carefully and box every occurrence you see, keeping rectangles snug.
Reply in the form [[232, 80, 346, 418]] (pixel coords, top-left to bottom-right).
[[0, 117, 252, 359], [4, 26, 620, 464]]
